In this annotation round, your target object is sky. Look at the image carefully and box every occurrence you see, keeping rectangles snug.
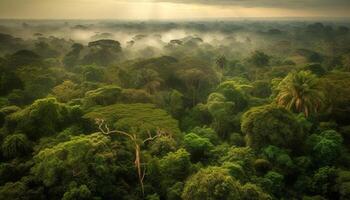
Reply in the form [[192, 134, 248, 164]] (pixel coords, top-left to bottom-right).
[[0, 0, 349, 20]]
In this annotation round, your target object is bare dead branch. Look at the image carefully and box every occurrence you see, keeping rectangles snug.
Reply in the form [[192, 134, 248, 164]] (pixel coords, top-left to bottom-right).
[[141, 167, 146, 182], [143, 133, 160, 143], [95, 118, 165, 196], [96, 118, 134, 140]]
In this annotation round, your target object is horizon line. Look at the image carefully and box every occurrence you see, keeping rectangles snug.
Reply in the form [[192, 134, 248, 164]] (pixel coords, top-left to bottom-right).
[[0, 16, 350, 22]]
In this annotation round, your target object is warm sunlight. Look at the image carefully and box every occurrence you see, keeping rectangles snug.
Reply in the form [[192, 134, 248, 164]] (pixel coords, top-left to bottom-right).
[[0, 0, 349, 19]]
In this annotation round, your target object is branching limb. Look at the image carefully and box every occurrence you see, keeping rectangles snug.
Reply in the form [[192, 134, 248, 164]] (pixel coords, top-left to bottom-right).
[[143, 131, 161, 143], [95, 118, 134, 140], [141, 167, 146, 182], [95, 118, 166, 196]]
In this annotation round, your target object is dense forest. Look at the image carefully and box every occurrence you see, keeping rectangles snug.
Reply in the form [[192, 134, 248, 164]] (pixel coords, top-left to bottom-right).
[[0, 20, 350, 200]]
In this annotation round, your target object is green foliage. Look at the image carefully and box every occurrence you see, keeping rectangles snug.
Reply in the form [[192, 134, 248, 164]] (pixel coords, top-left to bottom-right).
[[336, 170, 350, 200], [294, 156, 313, 173], [276, 70, 325, 117], [320, 72, 350, 124], [84, 103, 181, 139], [3, 50, 41, 69], [134, 68, 163, 94], [182, 167, 241, 200], [190, 126, 219, 144], [158, 149, 192, 195], [149, 136, 177, 157], [175, 58, 219, 106], [12, 65, 61, 104], [311, 166, 337, 197], [208, 144, 231, 164], [204, 80, 251, 137], [249, 51, 270, 67], [6, 98, 82, 140], [159, 149, 192, 183], [62, 183, 92, 200], [52, 80, 81, 103], [180, 103, 212, 131], [0, 181, 27, 200], [31, 133, 118, 199], [0, 97, 9, 108], [0, 159, 33, 185], [1, 133, 31, 158], [304, 64, 326, 76], [220, 146, 255, 174], [84, 85, 122, 106], [302, 195, 327, 200], [33, 125, 85, 152], [83, 39, 121, 66], [183, 133, 213, 162], [146, 193, 160, 200], [229, 132, 245, 147], [241, 183, 272, 200], [264, 171, 284, 195], [120, 88, 152, 103], [263, 145, 296, 173], [167, 90, 184, 118], [207, 93, 236, 136], [241, 105, 304, 151], [251, 80, 272, 98], [6, 89, 29, 106], [82, 65, 104, 82], [0, 70, 23, 95], [307, 130, 343, 166], [222, 161, 246, 181], [254, 159, 272, 175], [63, 43, 83, 69], [216, 80, 250, 112], [294, 175, 313, 194], [166, 182, 184, 200], [0, 105, 20, 126]]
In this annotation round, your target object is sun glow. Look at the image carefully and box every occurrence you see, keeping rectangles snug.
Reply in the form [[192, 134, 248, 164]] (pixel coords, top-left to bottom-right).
[[0, 0, 349, 19]]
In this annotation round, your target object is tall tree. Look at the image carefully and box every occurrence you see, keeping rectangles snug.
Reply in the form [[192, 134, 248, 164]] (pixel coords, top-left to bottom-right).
[[177, 68, 217, 106], [249, 51, 270, 67], [276, 70, 325, 117], [135, 69, 163, 94], [215, 55, 227, 82], [63, 43, 83, 68], [96, 119, 166, 195], [83, 39, 122, 66]]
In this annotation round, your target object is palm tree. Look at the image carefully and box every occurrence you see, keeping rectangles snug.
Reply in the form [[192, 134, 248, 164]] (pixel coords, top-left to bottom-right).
[[276, 70, 325, 117]]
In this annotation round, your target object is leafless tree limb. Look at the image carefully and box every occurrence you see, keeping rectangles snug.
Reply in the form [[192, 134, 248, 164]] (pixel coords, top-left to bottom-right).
[[95, 118, 164, 195]]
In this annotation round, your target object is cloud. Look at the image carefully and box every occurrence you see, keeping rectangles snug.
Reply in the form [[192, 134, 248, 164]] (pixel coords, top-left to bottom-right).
[[0, 0, 349, 19], [151, 0, 350, 9]]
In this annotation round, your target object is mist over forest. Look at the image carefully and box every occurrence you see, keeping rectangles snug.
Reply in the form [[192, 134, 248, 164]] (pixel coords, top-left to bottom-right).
[[1, 18, 350, 200], [2, 19, 350, 58]]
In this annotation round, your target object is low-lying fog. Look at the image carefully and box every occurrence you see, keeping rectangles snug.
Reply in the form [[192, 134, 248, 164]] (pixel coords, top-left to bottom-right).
[[0, 20, 349, 60]]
